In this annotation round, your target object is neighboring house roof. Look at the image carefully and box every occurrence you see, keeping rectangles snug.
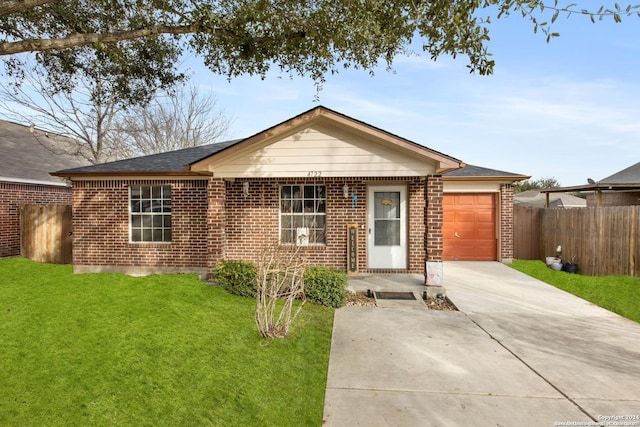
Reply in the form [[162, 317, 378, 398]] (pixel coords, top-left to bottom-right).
[[0, 119, 89, 186], [516, 189, 542, 198], [541, 160, 640, 195], [54, 106, 465, 179], [514, 190, 586, 208], [598, 161, 640, 184], [443, 164, 528, 180]]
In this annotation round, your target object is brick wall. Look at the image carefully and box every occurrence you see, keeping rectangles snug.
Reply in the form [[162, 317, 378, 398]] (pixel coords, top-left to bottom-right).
[[0, 182, 72, 258], [586, 192, 640, 207], [69, 176, 441, 275], [219, 177, 431, 273], [500, 183, 514, 261], [408, 179, 427, 271], [207, 178, 226, 269], [72, 179, 209, 268], [425, 175, 443, 262]]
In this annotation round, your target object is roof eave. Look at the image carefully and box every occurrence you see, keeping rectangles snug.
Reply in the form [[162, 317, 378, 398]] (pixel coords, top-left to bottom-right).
[[1, 175, 70, 187], [50, 170, 213, 179], [443, 174, 530, 182]]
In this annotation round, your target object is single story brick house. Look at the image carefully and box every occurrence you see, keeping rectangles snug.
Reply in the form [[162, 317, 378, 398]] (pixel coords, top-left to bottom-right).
[[53, 107, 528, 280]]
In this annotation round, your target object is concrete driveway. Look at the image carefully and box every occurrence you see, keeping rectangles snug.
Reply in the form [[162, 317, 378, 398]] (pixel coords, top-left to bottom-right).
[[322, 262, 640, 426]]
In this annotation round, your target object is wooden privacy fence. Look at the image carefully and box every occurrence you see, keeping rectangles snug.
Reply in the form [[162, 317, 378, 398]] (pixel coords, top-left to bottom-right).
[[20, 204, 72, 264], [514, 205, 640, 277], [513, 206, 542, 260]]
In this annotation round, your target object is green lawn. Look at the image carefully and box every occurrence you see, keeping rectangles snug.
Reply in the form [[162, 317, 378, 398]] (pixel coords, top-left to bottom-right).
[[510, 260, 640, 323], [0, 257, 334, 426]]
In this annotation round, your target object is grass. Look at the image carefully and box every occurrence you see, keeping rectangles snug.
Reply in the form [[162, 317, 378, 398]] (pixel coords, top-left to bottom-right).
[[0, 257, 334, 426], [510, 260, 640, 323]]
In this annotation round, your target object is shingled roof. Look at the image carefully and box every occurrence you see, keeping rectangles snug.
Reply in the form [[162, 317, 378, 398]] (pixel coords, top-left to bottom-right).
[[52, 108, 535, 182], [54, 106, 464, 178], [599, 161, 640, 184], [0, 120, 89, 185], [55, 139, 243, 176], [514, 190, 586, 208], [444, 164, 528, 179]]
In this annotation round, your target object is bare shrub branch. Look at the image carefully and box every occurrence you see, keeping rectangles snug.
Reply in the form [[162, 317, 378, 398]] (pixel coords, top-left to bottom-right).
[[255, 243, 307, 341]]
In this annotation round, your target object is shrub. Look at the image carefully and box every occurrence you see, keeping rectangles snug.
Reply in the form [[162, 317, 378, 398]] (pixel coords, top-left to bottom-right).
[[304, 266, 348, 308], [213, 260, 257, 297], [255, 243, 307, 339]]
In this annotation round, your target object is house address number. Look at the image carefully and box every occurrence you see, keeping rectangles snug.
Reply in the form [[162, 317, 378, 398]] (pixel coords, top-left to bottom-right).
[[307, 171, 322, 177]]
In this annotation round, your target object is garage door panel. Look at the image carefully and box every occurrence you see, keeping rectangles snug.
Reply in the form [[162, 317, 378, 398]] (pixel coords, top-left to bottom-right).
[[455, 195, 477, 205], [475, 194, 494, 202], [475, 211, 495, 223], [442, 193, 497, 261], [455, 225, 476, 236], [475, 229, 496, 240], [455, 211, 476, 222], [454, 242, 483, 260], [442, 230, 456, 240]]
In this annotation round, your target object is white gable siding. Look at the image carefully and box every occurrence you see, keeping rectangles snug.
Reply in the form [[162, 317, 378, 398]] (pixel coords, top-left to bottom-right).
[[444, 181, 501, 192], [208, 124, 438, 178]]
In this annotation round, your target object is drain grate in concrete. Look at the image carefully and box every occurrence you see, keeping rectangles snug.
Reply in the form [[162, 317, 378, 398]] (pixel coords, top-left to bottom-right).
[[374, 291, 416, 300]]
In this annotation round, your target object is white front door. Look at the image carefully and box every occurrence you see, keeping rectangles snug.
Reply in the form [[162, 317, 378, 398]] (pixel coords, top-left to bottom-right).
[[367, 185, 407, 269]]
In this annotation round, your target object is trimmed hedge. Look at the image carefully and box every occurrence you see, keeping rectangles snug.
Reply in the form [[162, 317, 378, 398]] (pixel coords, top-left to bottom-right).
[[213, 260, 257, 297], [303, 266, 348, 308]]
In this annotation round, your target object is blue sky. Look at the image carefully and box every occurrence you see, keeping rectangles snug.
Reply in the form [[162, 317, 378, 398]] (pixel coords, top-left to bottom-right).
[[185, 5, 640, 186]]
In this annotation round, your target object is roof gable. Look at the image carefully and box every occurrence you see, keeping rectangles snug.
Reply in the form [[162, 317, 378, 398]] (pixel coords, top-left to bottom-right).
[[190, 106, 462, 178], [53, 106, 465, 179]]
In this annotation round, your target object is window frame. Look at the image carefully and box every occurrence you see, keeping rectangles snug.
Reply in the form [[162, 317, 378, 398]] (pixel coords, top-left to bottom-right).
[[279, 184, 327, 245], [128, 185, 172, 243]]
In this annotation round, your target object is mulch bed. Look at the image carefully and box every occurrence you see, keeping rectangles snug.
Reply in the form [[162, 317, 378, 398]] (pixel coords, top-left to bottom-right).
[[345, 291, 458, 311]]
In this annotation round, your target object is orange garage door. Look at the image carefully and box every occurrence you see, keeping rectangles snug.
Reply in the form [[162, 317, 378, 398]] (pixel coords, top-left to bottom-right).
[[443, 194, 497, 261]]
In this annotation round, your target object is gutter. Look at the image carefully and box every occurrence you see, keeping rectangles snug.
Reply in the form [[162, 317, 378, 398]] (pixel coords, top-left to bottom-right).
[[0, 176, 70, 187]]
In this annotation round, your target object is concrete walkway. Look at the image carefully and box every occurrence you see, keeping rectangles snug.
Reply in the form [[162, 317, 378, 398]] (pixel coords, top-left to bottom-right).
[[322, 262, 640, 426]]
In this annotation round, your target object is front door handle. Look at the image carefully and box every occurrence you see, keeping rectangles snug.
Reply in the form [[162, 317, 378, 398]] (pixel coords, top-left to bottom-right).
[[454, 232, 460, 238]]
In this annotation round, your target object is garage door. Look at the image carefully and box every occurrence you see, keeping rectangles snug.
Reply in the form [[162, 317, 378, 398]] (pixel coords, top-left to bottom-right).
[[442, 194, 496, 261]]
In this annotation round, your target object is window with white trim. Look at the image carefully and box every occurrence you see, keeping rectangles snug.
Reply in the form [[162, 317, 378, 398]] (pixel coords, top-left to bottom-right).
[[129, 185, 172, 242], [280, 185, 326, 244]]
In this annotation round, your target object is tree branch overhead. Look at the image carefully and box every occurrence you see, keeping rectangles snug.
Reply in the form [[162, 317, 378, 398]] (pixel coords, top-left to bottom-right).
[[1, 1, 639, 95]]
